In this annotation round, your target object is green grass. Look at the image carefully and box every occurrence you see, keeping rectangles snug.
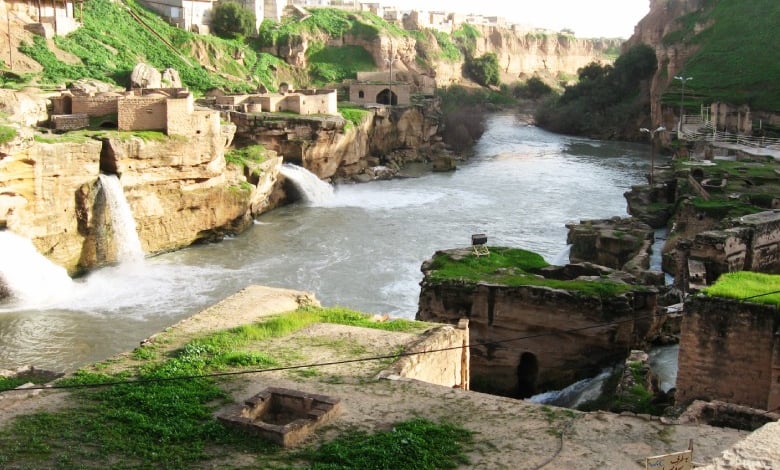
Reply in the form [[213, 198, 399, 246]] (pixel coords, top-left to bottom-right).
[[0, 306, 433, 468], [17, 0, 264, 93], [703, 271, 780, 306], [294, 417, 474, 469], [427, 247, 637, 298], [339, 105, 372, 128], [0, 125, 17, 144], [663, 0, 780, 111], [307, 43, 377, 85], [225, 144, 267, 167]]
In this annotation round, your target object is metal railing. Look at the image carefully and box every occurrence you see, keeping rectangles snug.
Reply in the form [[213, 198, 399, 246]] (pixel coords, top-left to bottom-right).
[[678, 114, 780, 150]]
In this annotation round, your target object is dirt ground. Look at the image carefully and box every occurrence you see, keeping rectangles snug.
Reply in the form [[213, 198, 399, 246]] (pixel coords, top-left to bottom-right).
[[0, 286, 769, 469]]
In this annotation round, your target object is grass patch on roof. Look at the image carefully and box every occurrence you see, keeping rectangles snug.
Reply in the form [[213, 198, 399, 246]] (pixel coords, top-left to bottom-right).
[[426, 247, 637, 298], [703, 271, 780, 306]]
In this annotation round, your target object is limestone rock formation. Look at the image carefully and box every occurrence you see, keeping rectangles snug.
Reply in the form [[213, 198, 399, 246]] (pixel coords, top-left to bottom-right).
[[0, 115, 279, 274], [566, 217, 656, 278], [161, 68, 182, 88], [0, 88, 49, 127], [130, 63, 163, 89], [230, 104, 441, 181], [69, 78, 123, 95]]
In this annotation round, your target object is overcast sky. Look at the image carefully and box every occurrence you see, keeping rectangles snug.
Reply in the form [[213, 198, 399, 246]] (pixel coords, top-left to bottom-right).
[[388, 0, 650, 38]]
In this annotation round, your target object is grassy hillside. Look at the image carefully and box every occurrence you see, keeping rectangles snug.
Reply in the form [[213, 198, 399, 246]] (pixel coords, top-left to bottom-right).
[[17, 0, 284, 93], [662, 0, 780, 111]]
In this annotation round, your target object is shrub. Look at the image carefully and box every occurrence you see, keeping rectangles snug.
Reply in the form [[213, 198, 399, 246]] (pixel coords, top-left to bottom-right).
[[210, 1, 256, 40], [466, 52, 500, 87], [0, 125, 17, 144]]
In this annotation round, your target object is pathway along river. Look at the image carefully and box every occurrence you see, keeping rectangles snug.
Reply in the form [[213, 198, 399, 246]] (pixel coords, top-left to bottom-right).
[[1, 114, 666, 373]]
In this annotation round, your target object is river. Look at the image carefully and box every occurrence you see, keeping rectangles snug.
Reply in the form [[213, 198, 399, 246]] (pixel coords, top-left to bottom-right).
[[0, 113, 664, 374]]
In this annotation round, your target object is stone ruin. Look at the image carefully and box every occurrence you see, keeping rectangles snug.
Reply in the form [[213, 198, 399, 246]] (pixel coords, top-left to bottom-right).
[[215, 387, 341, 447]]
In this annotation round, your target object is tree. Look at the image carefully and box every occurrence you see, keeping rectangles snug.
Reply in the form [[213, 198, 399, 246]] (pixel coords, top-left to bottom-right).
[[211, 1, 256, 40], [466, 52, 500, 87]]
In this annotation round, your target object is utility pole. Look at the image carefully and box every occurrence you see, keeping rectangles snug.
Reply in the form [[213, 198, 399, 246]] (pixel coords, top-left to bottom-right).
[[640, 126, 666, 187], [674, 75, 693, 133]]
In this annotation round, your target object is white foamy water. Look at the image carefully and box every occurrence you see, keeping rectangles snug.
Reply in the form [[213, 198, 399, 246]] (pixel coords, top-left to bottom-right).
[[1, 113, 666, 372], [99, 174, 144, 263], [279, 163, 334, 205], [0, 231, 74, 309]]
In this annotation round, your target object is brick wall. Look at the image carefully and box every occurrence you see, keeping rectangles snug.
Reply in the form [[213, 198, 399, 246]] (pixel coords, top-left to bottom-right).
[[677, 296, 779, 409], [72, 95, 120, 117], [349, 83, 411, 106], [52, 113, 89, 131], [117, 96, 166, 131]]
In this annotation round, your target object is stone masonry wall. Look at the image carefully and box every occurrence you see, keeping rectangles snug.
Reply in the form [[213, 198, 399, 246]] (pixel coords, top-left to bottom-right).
[[72, 95, 119, 117], [378, 320, 469, 389], [677, 296, 779, 410], [417, 278, 657, 397], [118, 97, 166, 132]]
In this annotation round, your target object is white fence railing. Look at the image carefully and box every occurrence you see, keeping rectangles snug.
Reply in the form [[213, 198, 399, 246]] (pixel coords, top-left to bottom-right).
[[678, 114, 780, 150]]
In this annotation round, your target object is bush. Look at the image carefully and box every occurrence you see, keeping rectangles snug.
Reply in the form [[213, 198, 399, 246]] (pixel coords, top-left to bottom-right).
[[466, 52, 500, 87], [211, 1, 256, 40]]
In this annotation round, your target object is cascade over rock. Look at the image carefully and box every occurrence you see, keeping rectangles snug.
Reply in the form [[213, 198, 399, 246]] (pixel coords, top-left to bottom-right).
[[0, 99, 281, 274]]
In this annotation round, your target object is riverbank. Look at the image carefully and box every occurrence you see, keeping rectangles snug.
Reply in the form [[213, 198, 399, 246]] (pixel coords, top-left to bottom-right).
[[0, 285, 764, 469]]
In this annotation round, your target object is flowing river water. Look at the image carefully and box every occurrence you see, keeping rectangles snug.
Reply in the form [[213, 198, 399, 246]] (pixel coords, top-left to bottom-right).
[[0, 113, 671, 379]]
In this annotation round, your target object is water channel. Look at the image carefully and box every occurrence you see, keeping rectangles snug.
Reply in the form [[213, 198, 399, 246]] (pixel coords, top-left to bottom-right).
[[1, 113, 669, 376]]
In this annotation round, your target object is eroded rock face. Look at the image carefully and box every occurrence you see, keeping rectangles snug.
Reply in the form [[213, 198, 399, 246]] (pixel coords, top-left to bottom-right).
[[566, 217, 655, 276], [416, 250, 659, 398], [130, 63, 163, 89], [0, 88, 49, 127], [230, 105, 440, 181], [0, 122, 279, 274]]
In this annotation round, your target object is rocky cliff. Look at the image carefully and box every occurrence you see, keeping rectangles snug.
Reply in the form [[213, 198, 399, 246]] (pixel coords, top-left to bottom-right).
[[624, 0, 716, 134], [230, 103, 442, 181], [416, 248, 660, 398], [0, 107, 280, 275], [270, 24, 620, 89]]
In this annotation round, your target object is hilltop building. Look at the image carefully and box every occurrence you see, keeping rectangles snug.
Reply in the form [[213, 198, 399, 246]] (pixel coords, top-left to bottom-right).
[[49, 87, 220, 136], [138, 0, 286, 34], [6, 0, 81, 37]]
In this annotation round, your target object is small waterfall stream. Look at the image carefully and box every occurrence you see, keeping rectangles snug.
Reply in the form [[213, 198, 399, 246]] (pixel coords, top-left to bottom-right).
[[279, 163, 334, 205], [99, 174, 144, 263], [0, 231, 74, 308]]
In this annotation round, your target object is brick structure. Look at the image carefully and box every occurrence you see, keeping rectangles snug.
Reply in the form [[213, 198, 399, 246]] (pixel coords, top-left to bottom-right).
[[214, 89, 338, 116], [349, 82, 411, 106], [51, 113, 89, 131], [50, 87, 220, 137], [677, 296, 780, 411], [72, 92, 123, 117], [681, 210, 780, 286]]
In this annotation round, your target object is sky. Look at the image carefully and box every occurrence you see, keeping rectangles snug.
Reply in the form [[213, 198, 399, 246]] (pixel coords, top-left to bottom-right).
[[388, 0, 651, 39]]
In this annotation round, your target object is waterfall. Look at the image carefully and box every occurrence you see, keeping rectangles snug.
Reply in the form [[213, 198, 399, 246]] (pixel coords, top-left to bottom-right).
[[0, 230, 74, 308], [529, 367, 614, 408], [279, 163, 334, 205], [99, 174, 144, 263], [550, 244, 572, 266]]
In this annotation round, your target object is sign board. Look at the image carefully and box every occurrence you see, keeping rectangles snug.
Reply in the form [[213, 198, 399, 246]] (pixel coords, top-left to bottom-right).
[[645, 450, 693, 470]]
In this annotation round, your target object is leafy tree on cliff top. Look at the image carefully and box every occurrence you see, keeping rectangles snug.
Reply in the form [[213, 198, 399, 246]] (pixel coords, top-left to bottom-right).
[[466, 52, 500, 87], [211, 1, 257, 40], [535, 43, 657, 139]]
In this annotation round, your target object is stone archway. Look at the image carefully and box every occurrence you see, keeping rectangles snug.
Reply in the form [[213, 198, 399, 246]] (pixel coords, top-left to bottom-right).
[[516, 352, 539, 398], [376, 88, 397, 106]]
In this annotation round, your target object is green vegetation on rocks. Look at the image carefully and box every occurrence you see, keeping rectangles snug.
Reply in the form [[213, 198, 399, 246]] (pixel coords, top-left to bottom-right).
[[17, 0, 272, 93], [225, 144, 268, 168], [307, 43, 377, 85], [426, 247, 637, 298], [703, 272, 780, 306]]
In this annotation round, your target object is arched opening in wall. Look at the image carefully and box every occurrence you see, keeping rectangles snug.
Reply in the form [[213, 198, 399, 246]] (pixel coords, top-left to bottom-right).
[[358, 90, 365, 99], [376, 88, 397, 106], [516, 352, 539, 399], [98, 121, 117, 129]]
